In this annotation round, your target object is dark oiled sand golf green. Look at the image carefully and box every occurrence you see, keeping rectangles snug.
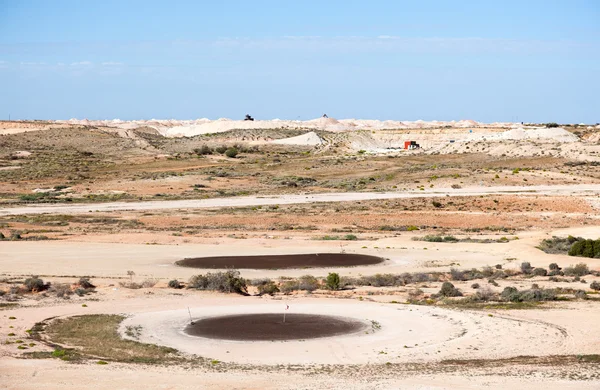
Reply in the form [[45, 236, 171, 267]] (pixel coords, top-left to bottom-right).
[[185, 313, 367, 341], [176, 253, 384, 269]]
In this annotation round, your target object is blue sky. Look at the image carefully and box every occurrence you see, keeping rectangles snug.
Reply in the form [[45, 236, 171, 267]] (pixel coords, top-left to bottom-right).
[[0, 0, 598, 122]]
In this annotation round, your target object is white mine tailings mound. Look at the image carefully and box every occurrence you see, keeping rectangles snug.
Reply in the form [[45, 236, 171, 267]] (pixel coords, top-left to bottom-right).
[[54, 117, 516, 138], [272, 132, 323, 146], [464, 127, 579, 143]]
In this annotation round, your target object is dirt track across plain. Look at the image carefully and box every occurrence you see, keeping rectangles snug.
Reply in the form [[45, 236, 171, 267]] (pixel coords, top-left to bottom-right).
[[2, 184, 600, 216]]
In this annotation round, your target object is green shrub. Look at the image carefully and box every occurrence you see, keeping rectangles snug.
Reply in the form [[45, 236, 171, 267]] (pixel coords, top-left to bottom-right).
[[225, 147, 238, 158], [51, 349, 66, 358], [568, 239, 600, 258], [326, 273, 341, 290]]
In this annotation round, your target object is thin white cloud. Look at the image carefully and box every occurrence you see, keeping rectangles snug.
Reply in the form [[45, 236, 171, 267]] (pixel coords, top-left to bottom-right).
[[101, 61, 123, 66], [70, 61, 92, 66]]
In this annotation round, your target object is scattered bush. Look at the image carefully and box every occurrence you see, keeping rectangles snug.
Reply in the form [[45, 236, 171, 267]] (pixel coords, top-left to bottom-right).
[[538, 236, 582, 254], [439, 282, 462, 297], [574, 290, 587, 300], [52, 284, 73, 299], [326, 273, 341, 290], [225, 147, 238, 158], [194, 145, 213, 155], [501, 286, 556, 302], [257, 281, 279, 296], [214, 145, 227, 154], [590, 281, 600, 291], [549, 263, 561, 271], [78, 278, 95, 289], [532, 267, 547, 276], [563, 263, 590, 277], [23, 276, 47, 292], [475, 286, 495, 301], [188, 270, 247, 295], [168, 279, 182, 289], [520, 262, 533, 274], [74, 288, 87, 297], [298, 275, 319, 292]]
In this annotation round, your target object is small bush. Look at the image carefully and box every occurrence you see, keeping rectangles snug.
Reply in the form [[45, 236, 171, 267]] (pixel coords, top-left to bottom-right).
[[215, 145, 227, 154], [471, 283, 480, 289], [549, 263, 560, 270], [188, 270, 247, 295], [74, 288, 87, 297], [501, 286, 556, 302], [520, 262, 533, 274], [590, 281, 600, 291], [298, 275, 319, 292], [194, 145, 213, 155], [168, 279, 182, 289], [23, 276, 47, 292], [257, 281, 279, 296], [533, 267, 547, 276], [326, 273, 341, 290], [78, 278, 95, 289], [574, 290, 587, 300], [225, 147, 238, 158], [563, 263, 590, 277], [475, 286, 495, 301], [280, 280, 299, 294], [52, 284, 73, 298], [432, 201, 443, 208], [439, 282, 462, 297]]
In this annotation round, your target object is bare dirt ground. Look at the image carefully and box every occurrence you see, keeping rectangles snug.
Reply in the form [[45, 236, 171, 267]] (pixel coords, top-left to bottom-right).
[[1, 121, 600, 389]]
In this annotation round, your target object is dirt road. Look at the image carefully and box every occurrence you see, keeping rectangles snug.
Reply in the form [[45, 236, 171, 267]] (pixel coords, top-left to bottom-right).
[[1, 184, 599, 216]]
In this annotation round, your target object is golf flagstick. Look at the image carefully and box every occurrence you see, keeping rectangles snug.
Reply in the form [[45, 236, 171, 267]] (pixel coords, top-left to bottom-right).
[[188, 307, 194, 325], [283, 304, 289, 323]]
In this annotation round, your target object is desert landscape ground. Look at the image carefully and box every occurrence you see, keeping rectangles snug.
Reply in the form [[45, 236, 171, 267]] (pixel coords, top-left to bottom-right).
[[1, 118, 600, 389]]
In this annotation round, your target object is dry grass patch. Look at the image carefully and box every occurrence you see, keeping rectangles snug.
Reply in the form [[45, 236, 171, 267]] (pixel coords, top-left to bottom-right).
[[45, 314, 179, 363]]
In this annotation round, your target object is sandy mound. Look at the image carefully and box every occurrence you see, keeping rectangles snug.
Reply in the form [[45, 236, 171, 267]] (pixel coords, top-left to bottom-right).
[[271, 132, 323, 146], [51, 117, 517, 137]]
